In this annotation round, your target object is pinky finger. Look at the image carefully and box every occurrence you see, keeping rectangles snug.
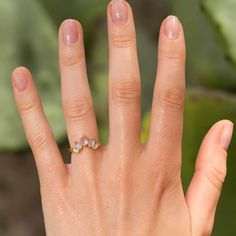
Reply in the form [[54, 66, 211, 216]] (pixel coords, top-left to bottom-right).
[[12, 67, 67, 189], [185, 120, 233, 235]]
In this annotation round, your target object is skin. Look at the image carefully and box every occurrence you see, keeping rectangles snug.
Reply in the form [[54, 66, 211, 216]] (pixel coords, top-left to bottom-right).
[[11, 0, 233, 235]]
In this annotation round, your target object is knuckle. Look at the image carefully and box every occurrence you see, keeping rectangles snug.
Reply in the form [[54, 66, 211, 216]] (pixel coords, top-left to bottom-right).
[[206, 164, 227, 190], [159, 47, 185, 66], [112, 33, 135, 49], [198, 163, 227, 191], [30, 130, 48, 151], [19, 98, 40, 114], [61, 50, 85, 67], [112, 78, 140, 103], [159, 88, 184, 113], [64, 96, 92, 122]]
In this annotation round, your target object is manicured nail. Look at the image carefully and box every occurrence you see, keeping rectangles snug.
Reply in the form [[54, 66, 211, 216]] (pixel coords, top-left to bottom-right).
[[13, 70, 28, 92], [220, 122, 234, 150], [111, 0, 128, 25], [164, 16, 180, 40], [62, 19, 79, 44]]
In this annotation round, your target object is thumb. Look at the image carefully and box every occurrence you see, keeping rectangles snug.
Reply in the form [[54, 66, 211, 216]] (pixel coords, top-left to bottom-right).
[[185, 120, 233, 235]]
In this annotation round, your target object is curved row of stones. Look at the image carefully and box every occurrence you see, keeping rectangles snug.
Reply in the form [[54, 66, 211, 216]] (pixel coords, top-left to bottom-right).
[[72, 136, 100, 153]]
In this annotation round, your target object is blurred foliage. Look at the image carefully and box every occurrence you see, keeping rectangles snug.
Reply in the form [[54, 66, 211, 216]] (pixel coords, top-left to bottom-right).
[[202, 0, 236, 65], [0, 0, 110, 151], [169, 0, 236, 92], [0, 0, 65, 150], [38, 0, 109, 29], [1, 0, 236, 235]]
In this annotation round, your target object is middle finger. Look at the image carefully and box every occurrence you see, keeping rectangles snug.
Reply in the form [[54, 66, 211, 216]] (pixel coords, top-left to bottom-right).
[[108, 0, 141, 152]]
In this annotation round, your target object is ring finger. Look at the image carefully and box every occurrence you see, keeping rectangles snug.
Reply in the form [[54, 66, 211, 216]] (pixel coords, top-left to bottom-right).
[[59, 20, 99, 164]]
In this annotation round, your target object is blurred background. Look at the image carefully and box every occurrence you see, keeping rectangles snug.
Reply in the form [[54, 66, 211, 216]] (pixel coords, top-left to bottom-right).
[[0, 0, 236, 235]]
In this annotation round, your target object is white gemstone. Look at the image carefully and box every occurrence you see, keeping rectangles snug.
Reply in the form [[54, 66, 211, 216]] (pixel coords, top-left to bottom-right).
[[75, 142, 83, 151], [88, 139, 96, 148], [92, 143, 99, 149]]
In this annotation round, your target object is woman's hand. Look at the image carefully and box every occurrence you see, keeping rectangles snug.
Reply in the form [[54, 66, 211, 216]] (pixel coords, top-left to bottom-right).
[[11, 0, 233, 235]]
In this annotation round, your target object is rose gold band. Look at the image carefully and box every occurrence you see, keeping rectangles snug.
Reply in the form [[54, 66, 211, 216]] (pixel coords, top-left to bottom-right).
[[69, 135, 101, 154]]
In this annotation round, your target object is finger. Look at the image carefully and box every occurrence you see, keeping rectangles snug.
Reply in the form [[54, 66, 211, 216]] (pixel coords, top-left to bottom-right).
[[107, 0, 141, 151], [12, 67, 67, 188], [146, 16, 186, 171], [59, 20, 99, 150], [185, 120, 233, 235]]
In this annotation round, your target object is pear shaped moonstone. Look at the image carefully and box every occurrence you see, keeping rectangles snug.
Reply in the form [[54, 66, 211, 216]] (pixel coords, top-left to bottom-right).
[[88, 139, 96, 148], [80, 136, 89, 146], [92, 143, 99, 149], [75, 142, 83, 151]]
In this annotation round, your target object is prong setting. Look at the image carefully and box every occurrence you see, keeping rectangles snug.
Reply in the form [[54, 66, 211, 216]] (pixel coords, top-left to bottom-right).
[[69, 136, 100, 154]]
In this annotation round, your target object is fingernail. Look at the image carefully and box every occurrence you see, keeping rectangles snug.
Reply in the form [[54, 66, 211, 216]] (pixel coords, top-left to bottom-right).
[[111, 0, 128, 25], [220, 122, 234, 150], [13, 70, 28, 92], [164, 16, 180, 40], [62, 19, 79, 44]]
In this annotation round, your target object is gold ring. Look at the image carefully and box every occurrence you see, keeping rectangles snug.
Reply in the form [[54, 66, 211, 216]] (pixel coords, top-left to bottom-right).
[[69, 135, 101, 154]]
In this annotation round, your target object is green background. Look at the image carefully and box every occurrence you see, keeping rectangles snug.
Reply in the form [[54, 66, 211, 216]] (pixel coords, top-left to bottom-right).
[[0, 0, 236, 235]]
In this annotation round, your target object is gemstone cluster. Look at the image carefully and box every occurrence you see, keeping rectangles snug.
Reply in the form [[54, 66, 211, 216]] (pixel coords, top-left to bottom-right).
[[69, 135, 100, 154]]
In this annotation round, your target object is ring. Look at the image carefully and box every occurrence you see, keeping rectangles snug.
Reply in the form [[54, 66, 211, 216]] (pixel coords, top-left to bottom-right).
[[69, 135, 101, 154]]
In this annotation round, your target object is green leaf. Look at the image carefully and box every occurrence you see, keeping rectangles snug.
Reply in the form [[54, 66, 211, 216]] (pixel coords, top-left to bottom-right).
[[169, 0, 236, 91], [38, 0, 109, 29], [0, 0, 65, 151], [202, 0, 236, 65]]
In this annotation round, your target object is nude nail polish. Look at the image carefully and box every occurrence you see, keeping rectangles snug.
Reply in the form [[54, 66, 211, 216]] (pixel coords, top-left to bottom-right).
[[13, 70, 28, 92], [62, 19, 79, 44], [164, 16, 180, 40], [111, 0, 128, 25], [220, 122, 234, 150]]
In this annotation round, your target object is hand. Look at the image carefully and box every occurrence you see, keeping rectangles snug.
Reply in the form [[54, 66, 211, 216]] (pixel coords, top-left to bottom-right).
[[11, 0, 233, 235]]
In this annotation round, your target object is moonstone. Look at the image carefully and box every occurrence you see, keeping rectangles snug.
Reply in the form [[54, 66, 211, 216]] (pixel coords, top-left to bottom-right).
[[75, 142, 83, 151], [92, 143, 99, 149], [88, 139, 96, 148], [80, 136, 89, 146]]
